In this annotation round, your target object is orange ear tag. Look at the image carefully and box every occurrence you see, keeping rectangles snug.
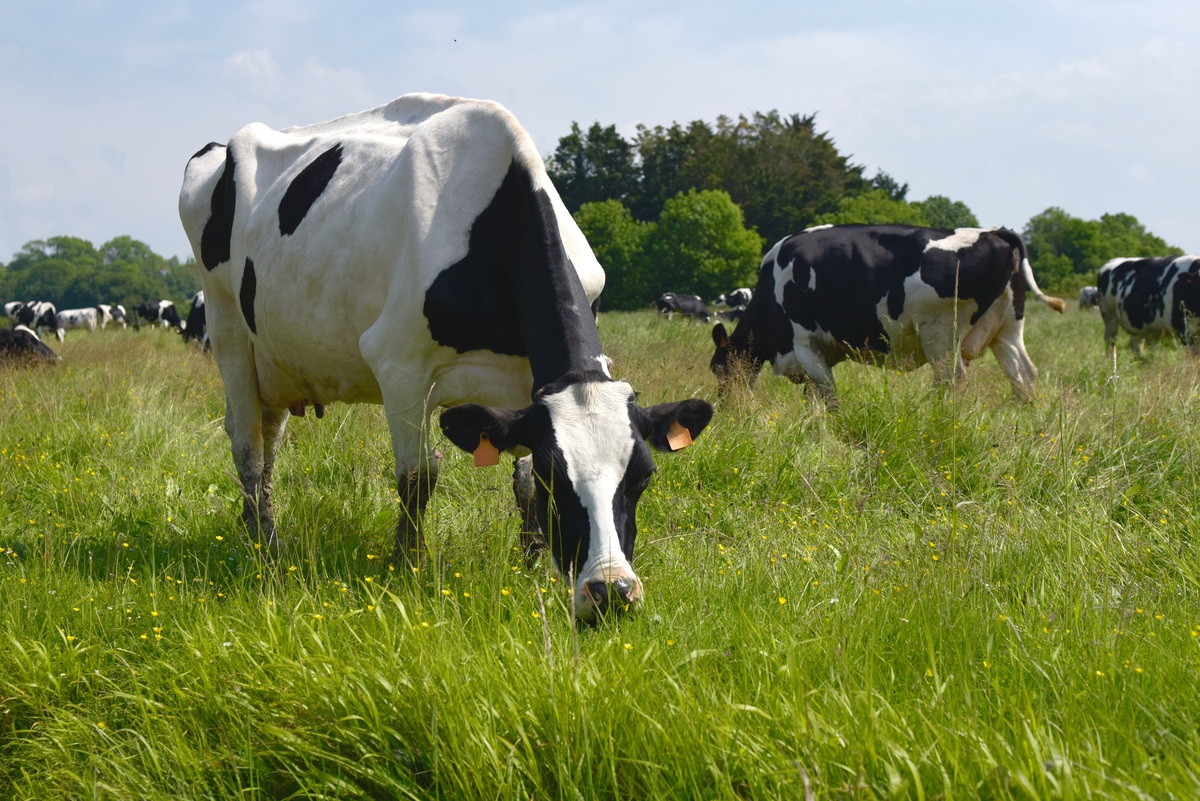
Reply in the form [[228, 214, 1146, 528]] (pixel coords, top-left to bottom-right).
[[473, 432, 500, 467], [666, 421, 693, 451]]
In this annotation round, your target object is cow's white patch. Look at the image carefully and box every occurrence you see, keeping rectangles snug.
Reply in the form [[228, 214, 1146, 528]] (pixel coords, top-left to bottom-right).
[[804, 224, 833, 233], [540, 380, 638, 591], [925, 227, 986, 253], [773, 263, 792, 306], [595, 354, 614, 377]]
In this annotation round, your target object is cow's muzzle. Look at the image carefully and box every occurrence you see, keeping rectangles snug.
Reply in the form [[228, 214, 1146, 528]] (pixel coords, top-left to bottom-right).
[[577, 577, 643, 623]]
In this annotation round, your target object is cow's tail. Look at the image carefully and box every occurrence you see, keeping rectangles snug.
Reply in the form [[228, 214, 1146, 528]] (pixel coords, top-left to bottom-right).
[[994, 228, 1066, 314]]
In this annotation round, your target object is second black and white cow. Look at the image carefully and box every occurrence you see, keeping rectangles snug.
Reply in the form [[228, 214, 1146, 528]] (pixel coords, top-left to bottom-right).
[[1097, 256, 1200, 357], [656, 292, 712, 322], [711, 225, 1065, 402], [179, 92, 712, 623], [14, 301, 63, 342], [134, 300, 183, 330]]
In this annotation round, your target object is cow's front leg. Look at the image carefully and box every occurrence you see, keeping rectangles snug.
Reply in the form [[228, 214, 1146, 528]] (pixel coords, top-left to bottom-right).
[[394, 461, 439, 563], [380, 390, 440, 565], [512, 455, 546, 564]]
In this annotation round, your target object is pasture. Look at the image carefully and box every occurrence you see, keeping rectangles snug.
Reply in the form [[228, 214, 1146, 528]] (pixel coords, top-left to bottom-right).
[[1, 306, 1198, 799]]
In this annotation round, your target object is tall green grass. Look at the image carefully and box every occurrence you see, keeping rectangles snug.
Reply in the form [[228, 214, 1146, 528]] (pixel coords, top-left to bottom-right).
[[1, 309, 1198, 799]]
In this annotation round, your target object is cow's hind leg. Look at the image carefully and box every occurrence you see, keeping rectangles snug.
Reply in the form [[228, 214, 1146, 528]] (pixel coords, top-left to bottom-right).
[[257, 407, 290, 550], [916, 313, 967, 387], [988, 315, 1038, 400], [224, 386, 288, 549]]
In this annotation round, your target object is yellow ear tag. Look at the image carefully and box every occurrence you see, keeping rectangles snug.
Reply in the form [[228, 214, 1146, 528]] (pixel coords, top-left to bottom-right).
[[473, 432, 500, 467], [666, 421, 693, 451]]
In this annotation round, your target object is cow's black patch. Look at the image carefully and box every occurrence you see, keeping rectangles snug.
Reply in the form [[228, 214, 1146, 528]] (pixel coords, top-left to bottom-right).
[[423, 161, 605, 392], [201, 149, 236, 272], [189, 141, 224, 162], [240, 258, 258, 334], [1112, 258, 1176, 330], [278, 143, 343, 236]]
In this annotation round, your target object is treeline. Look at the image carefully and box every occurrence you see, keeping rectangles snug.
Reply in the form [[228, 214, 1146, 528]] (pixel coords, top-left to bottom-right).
[[1023, 208, 1182, 289], [2, 110, 1183, 315], [0, 236, 199, 311], [549, 111, 1184, 309]]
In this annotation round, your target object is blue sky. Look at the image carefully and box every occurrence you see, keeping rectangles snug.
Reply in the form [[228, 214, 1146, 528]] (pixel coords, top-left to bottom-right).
[[1, 0, 1197, 264]]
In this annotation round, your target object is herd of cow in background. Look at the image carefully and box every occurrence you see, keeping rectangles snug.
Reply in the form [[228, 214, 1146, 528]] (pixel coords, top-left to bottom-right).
[[0, 291, 208, 363], [3, 92, 1199, 624]]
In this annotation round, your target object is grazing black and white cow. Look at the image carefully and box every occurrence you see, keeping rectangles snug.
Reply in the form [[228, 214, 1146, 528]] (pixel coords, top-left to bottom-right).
[[56, 307, 99, 335], [711, 225, 1065, 402], [97, 304, 128, 329], [714, 287, 753, 309], [0, 325, 60, 364], [14, 301, 63, 342], [181, 291, 208, 346], [134, 300, 183, 330], [179, 93, 713, 623], [1097, 256, 1200, 357], [1078, 286, 1101, 311], [656, 292, 712, 322]]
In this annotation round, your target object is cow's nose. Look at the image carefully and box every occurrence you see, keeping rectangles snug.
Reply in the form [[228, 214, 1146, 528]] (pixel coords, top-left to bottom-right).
[[585, 578, 637, 617]]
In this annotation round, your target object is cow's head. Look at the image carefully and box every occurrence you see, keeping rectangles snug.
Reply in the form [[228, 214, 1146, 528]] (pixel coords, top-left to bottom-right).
[[710, 323, 762, 395], [440, 371, 713, 624]]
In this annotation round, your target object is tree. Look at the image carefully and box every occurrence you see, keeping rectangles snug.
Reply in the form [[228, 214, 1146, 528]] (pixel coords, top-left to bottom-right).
[[1, 235, 199, 309], [633, 111, 870, 246], [916, 196, 980, 229], [870, 170, 909, 201], [813, 189, 930, 226], [545, 122, 639, 212], [1023, 207, 1183, 290], [643, 189, 764, 302], [574, 200, 656, 311]]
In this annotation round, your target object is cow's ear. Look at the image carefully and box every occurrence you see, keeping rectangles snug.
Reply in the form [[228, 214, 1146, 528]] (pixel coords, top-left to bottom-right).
[[712, 323, 729, 349], [635, 399, 715, 452], [439, 403, 535, 456]]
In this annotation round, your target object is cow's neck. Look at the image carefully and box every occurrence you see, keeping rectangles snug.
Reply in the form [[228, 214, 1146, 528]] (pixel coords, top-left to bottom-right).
[[421, 159, 607, 395], [496, 164, 606, 394]]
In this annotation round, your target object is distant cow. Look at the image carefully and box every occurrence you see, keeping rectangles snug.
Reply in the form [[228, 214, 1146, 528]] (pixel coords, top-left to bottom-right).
[[0, 325, 60, 364], [14, 301, 63, 342], [1097, 256, 1200, 357], [134, 300, 182, 330], [714, 287, 752, 308], [56, 307, 99, 335], [178, 92, 712, 623], [656, 292, 712, 321], [711, 225, 1065, 402], [98, 304, 129, 329], [181, 291, 208, 346], [1078, 286, 1101, 310]]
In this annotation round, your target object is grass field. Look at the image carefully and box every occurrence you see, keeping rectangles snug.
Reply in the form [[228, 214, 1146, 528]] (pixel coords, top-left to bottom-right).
[[2, 305, 1199, 799]]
